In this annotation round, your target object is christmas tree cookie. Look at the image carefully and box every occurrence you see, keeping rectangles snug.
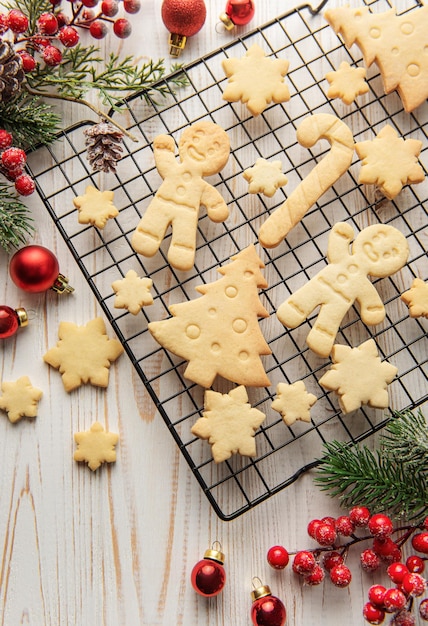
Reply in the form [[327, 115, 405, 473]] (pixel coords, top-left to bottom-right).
[[324, 4, 428, 112], [191, 386, 266, 463], [148, 244, 271, 388]]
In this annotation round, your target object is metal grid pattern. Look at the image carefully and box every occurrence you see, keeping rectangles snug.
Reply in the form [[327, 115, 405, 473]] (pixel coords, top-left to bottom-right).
[[27, 0, 428, 520]]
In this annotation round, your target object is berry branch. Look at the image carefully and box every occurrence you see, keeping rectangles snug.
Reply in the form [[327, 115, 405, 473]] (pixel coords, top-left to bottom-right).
[[314, 409, 428, 520], [267, 508, 428, 625]]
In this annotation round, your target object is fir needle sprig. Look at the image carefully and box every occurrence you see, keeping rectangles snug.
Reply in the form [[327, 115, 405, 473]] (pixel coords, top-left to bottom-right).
[[314, 409, 428, 520], [0, 182, 35, 251]]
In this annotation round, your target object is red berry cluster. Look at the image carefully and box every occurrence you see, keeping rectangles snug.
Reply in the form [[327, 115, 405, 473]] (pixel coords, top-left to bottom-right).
[[0, 130, 35, 196], [266, 507, 428, 625], [0, 0, 140, 70]]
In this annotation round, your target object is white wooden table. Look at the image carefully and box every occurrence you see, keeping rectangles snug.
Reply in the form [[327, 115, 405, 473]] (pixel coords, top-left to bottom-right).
[[1, 1, 426, 624]]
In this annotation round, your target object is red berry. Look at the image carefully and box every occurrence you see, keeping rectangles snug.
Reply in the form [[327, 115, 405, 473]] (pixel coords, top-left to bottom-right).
[[7, 9, 28, 33], [363, 602, 385, 625], [0, 129, 13, 150], [361, 549, 381, 572], [330, 563, 352, 587], [292, 551, 316, 575], [58, 25, 79, 47], [368, 513, 394, 538], [81, 0, 98, 6], [55, 11, 69, 27], [0, 13, 9, 34], [82, 8, 95, 20], [304, 563, 325, 586], [37, 12, 58, 34], [420, 598, 428, 620], [401, 572, 426, 597], [368, 584, 387, 607], [123, 0, 140, 13], [33, 36, 50, 49], [387, 562, 409, 584], [307, 519, 322, 539], [335, 515, 355, 537], [373, 537, 401, 562], [89, 19, 107, 39], [320, 516, 336, 526], [392, 611, 416, 626], [113, 17, 131, 38], [323, 551, 344, 572], [14, 174, 35, 196], [17, 50, 37, 72], [422, 516, 428, 531], [267, 546, 289, 570], [349, 506, 371, 527], [42, 45, 62, 66], [314, 522, 337, 546], [101, 0, 119, 16], [412, 532, 428, 555], [406, 555, 425, 574], [383, 587, 407, 612], [1, 147, 26, 171]]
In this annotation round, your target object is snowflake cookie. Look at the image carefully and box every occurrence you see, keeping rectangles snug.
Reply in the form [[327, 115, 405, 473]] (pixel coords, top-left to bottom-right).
[[111, 269, 154, 315], [318, 339, 398, 414], [355, 124, 424, 199], [325, 61, 369, 105], [0, 375, 43, 423], [43, 317, 124, 392], [401, 278, 428, 318], [271, 380, 317, 426], [191, 386, 266, 463], [73, 185, 119, 228], [74, 421, 119, 471], [222, 43, 290, 116], [243, 158, 288, 197]]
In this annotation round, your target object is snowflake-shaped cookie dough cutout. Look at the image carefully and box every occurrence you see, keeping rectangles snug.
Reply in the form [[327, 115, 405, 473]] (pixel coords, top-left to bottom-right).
[[191, 386, 266, 463], [243, 158, 288, 197], [271, 380, 317, 426], [73, 185, 119, 228], [74, 421, 119, 471], [0, 376, 43, 423], [401, 278, 428, 318], [355, 124, 424, 199], [222, 43, 290, 116], [43, 317, 124, 392], [319, 339, 398, 414], [111, 269, 154, 315], [325, 61, 369, 105]]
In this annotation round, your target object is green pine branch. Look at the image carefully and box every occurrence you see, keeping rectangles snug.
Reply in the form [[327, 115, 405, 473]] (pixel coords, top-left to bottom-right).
[[0, 94, 61, 149], [0, 183, 35, 252], [314, 409, 428, 521]]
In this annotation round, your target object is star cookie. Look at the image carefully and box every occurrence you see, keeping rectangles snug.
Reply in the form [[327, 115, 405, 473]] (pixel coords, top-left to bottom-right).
[[222, 43, 290, 116], [73, 185, 119, 228], [191, 386, 266, 463], [271, 380, 317, 426], [0, 376, 43, 423], [74, 421, 119, 471], [355, 124, 424, 199], [401, 278, 428, 318], [325, 61, 369, 105], [111, 269, 154, 315], [318, 339, 398, 414], [43, 317, 124, 392], [243, 158, 288, 197]]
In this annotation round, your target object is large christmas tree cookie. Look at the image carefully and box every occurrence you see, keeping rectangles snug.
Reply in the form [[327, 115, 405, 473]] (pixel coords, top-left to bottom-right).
[[324, 4, 428, 112], [148, 244, 271, 388], [191, 386, 266, 463]]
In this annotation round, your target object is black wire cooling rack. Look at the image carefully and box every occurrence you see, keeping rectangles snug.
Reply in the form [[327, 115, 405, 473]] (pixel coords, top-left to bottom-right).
[[27, 0, 428, 520]]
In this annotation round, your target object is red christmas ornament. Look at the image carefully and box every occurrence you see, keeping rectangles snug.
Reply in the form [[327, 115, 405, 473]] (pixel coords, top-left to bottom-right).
[[161, 0, 206, 56], [0, 305, 28, 339], [191, 543, 226, 597], [9, 245, 74, 294], [220, 0, 255, 30], [250, 579, 286, 626]]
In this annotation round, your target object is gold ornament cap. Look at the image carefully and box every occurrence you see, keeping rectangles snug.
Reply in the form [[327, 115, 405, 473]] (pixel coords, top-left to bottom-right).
[[16, 307, 28, 328], [204, 547, 225, 564], [251, 578, 272, 602], [219, 11, 235, 30], [168, 33, 187, 57], [52, 273, 74, 294]]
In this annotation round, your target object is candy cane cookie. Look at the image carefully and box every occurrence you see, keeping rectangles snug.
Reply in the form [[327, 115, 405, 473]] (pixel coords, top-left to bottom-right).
[[258, 114, 354, 247]]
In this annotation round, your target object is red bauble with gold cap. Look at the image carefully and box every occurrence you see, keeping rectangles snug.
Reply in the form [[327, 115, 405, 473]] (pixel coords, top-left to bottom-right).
[[9, 245, 74, 294], [250, 580, 287, 626], [191, 544, 226, 597], [161, 0, 206, 56]]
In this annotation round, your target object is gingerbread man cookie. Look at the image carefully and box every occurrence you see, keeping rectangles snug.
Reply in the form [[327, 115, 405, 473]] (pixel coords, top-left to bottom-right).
[[277, 222, 409, 358], [131, 121, 230, 271]]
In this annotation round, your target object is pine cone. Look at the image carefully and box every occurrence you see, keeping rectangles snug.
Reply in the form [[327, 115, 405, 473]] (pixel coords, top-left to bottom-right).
[[0, 41, 25, 103], [84, 122, 124, 173]]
